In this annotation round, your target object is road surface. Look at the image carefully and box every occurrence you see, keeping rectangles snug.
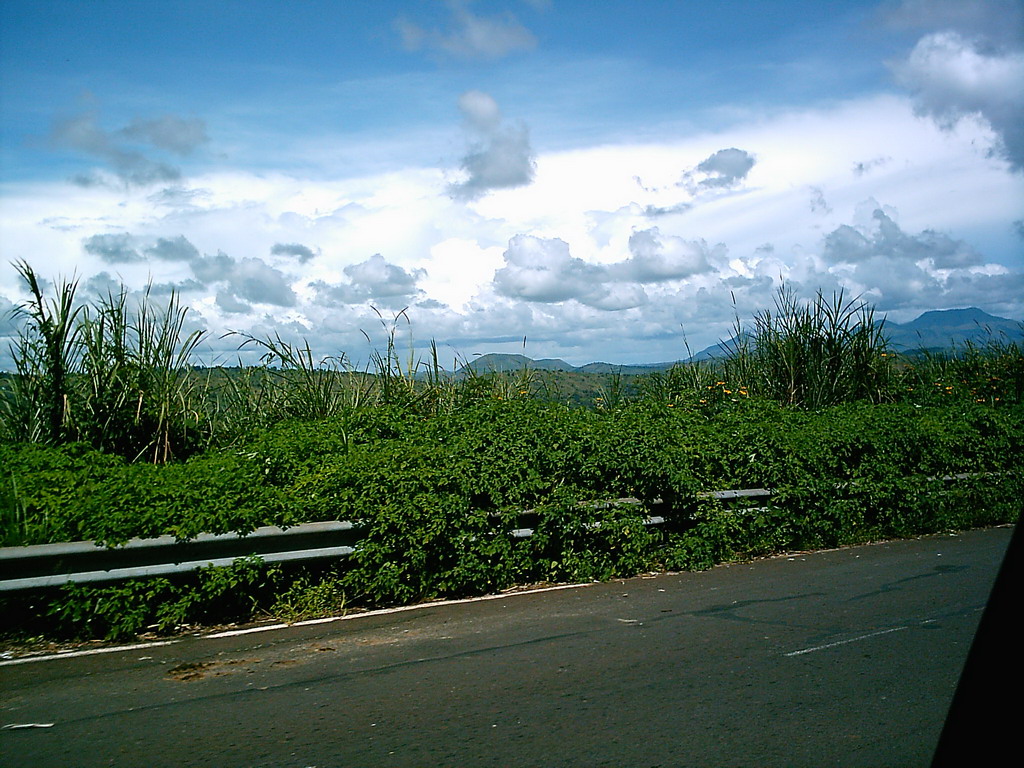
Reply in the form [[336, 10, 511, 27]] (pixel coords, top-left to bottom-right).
[[1, 527, 1013, 767]]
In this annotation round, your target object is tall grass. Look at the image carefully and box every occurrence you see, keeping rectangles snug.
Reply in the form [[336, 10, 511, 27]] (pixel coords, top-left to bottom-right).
[[230, 332, 364, 422], [720, 286, 895, 408], [3, 266, 1019, 470], [1, 263, 207, 461], [1, 261, 82, 444], [78, 286, 207, 462]]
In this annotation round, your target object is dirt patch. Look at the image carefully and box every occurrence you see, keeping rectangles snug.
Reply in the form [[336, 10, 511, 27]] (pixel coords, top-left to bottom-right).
[[166, 657, 259, 681], [167, 661, 215, 681]]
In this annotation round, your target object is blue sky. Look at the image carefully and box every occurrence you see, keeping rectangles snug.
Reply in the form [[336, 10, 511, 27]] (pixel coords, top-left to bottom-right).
[[1, 0, 1022, 367]]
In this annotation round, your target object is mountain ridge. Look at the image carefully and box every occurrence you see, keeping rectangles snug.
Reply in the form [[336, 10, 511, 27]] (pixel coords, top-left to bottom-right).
[[459, 307, 1023, 375]]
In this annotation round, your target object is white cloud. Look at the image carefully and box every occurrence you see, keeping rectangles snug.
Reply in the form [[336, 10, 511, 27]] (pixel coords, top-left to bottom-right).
[[457, 90, 502, 131], [50, 109, 208, 187], [192, 252, 298, 307], [311, 253, 424, 308], [270, 242, 318, 263], [622, 228, 717, 282], [396, 0, 537, 61], [119, 115, 208, 156], [688, 148, 757, 191], [820, 199, 1020, 313], [449, 91, 536, 199], [824, 205, 983, 269], [881, 0, 1024, 46], [884, 0, 1024, 172], [3, 94, 1022, 366], [216, 291, 253, 315], [892, 31, 1024, 169], [493, 235, 604, 303], [82, 232, 144, 263]]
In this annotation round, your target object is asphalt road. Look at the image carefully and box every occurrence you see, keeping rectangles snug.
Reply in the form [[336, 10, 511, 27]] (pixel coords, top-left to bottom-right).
[[1, 527, 1013, 768]]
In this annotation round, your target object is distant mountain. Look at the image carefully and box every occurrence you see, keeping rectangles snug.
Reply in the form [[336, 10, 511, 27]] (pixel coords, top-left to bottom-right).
[[689, 334, 749, 362], [461, 353, 576, 374], [886, 308, 1023, 351], [690, 308, 1023, 360], [576, 361, 677, 374], [458, 354, 677, 376], [456, 308, 1022, 374]]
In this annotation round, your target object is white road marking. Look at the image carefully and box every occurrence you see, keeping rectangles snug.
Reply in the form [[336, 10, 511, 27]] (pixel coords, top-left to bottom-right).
[[1, 584, 594, 664], [0, 640, 177, 667], [784, 626, 908, 657], [206, 582, 593, 638]]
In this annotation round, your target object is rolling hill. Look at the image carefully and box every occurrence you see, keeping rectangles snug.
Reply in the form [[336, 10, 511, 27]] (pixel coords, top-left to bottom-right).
[[457, 307, 1023, 374]]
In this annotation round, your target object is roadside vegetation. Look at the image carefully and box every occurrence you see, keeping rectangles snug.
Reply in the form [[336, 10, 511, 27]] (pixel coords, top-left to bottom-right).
[[1, 262, 1021, 641]]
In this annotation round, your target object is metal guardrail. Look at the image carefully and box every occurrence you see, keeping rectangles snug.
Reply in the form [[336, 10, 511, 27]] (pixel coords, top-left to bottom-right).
[[0, 474, 999, 593], [0, 489, 772, 593], [0, 521, 364, 593]]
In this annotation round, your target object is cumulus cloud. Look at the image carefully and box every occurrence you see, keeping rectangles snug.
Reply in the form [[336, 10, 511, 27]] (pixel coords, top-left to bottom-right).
[[621, 228, 716, 281], [81, 272, 128, 299], [491, 233, 716, 310], [147, 235, 201, 262], [83, 233, 144, 263], [583, 284, 650, 311], [679, 148, 756, 193], [271, 242, 318, 263], [449, 91, 536, 199], [190, 253, 297, 307], [82, 232, 201, 264], [78, 230, 297, 308], [0, 295, 20, 364], [51, 109, 208, 187], [216, 292, 253, 315], [458, 90, 503, 131], [809, 187, 832, 214], [843, 252, 1024, 313], [643, 202, 693, 218], [852, 156, 892, 175], [76, 271, 204, 303], [119, 115, 208, 156], [396, 0, 537, 61], [312, 254, 424, 307], [493, 235, 604, 303], [881, 0, 1023, 45], [886, 0, 1024, 171], [823, 205, 984, 269], [812, 200, 1024, 312], [344, 253, 423, 299], [696, 148, 757, 187]]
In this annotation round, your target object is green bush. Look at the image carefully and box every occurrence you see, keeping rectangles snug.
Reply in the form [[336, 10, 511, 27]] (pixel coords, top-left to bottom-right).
[[4, 272, 1023, 643]]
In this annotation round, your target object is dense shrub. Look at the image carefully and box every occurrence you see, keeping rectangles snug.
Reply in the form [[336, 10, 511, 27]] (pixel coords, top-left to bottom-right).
[[2, 271, 1022, 641], [2, 396, 1020, 641]]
